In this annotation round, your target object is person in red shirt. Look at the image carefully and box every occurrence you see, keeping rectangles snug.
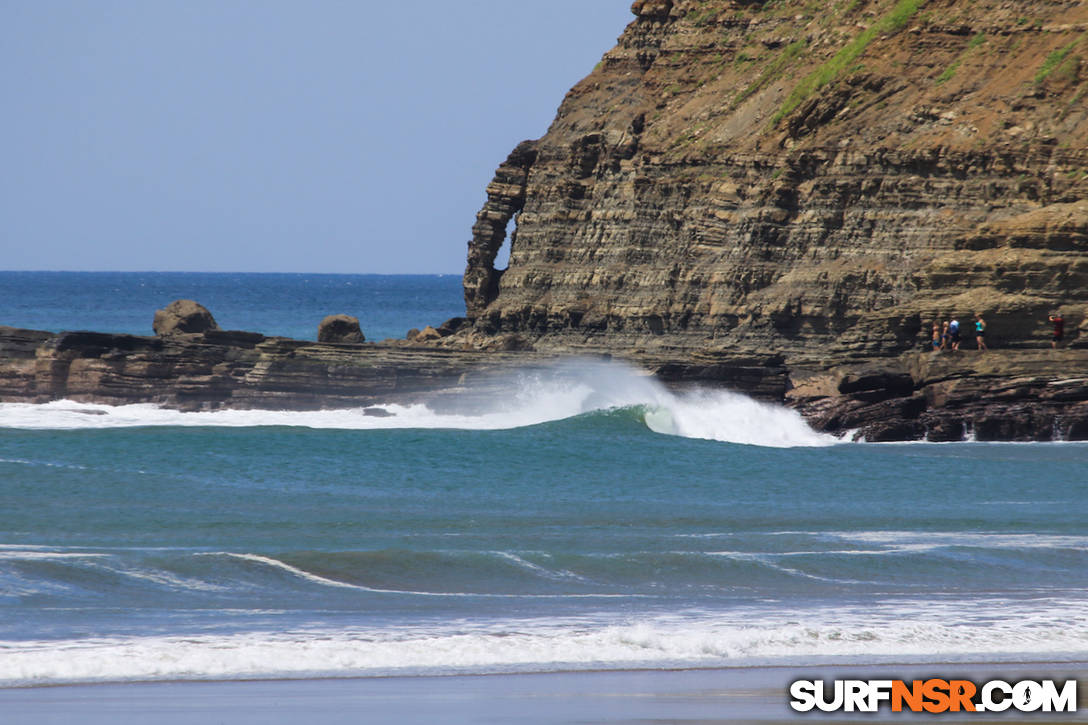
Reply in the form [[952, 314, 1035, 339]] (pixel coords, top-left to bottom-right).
[[1049, 312, 1065, 349]]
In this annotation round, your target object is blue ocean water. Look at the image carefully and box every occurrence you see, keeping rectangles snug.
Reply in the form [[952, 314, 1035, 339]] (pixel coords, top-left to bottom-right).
[[1, 274, 1087, 686], [0, 271, 465, 342]]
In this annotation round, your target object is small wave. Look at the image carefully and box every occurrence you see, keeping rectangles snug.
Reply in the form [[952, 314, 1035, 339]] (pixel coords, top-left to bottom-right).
[[491, 552, 588, 583], [676, 530, 1088, 554], [826, 530, 1088, 551], [701, 551, 867, 585], [200, 552, 634, 599], [0, 457, 88, 471], [0, 551, 109, 561], [201, 552, 378, 592], [0, 554, 225, 598], [110, 568, 226, 593], [0, 360, 834, 448], [9, 543, 1083, 604]]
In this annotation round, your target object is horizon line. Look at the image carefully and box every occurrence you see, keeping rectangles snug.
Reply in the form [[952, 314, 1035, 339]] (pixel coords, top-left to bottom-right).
[[0, 269, 465, 276]]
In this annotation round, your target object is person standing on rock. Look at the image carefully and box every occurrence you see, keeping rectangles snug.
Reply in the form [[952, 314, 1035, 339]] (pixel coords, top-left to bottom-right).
[[975, 313, 987, 352], [940, 320, 950, 351], [931, 322, 942, 352], [949, 318, 961, 351], [1049, 312, 1065, 349]]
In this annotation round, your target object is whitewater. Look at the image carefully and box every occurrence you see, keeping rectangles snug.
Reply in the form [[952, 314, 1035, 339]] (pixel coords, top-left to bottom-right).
[[0, 360, 834, 448], [4, 599, 1088, 687]]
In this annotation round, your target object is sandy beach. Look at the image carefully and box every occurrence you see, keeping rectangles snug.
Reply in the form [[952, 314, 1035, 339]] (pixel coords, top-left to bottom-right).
[[3, 663, 1085, 725]]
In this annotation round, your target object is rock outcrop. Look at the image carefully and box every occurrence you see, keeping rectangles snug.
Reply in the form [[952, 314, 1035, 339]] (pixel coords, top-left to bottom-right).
[[153, 300, 219, 336], [318, 314, 365, 343], [451, 0, 1088, 439], [464, 140, 538, 318], [788, 349, 1088, 441], [0, 325, 565, 412], [413, 325, 442, 343], [462, 0, 1087, 362]]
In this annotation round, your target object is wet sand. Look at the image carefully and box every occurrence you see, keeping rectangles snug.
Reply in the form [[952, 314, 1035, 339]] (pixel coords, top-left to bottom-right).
[[2, 662, 1085, 725]]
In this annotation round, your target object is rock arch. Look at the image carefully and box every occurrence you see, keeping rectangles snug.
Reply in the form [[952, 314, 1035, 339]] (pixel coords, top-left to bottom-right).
[[463, 140, 537, 318]]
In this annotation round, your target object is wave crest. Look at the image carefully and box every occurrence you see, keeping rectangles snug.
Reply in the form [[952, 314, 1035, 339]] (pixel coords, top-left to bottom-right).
[[0, 360, 832, 448]]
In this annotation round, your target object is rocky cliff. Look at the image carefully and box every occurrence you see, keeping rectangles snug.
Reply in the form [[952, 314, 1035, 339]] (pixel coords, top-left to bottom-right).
[[466, 0, 1086, 355], [455, 0, 1088, 438]]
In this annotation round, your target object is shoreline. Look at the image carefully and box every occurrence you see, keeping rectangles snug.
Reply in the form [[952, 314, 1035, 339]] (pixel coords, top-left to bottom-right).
[[3, 662, 1085, 724], [6, 656, 1088, 689]]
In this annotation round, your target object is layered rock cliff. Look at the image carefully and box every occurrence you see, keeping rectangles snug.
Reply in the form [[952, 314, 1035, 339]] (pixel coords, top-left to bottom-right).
[[456, 0, 1088, 438], [465, 0, 1086, 359]]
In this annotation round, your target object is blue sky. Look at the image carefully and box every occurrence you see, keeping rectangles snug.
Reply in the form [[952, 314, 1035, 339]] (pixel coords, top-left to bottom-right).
[[1, 1, 632, 273]]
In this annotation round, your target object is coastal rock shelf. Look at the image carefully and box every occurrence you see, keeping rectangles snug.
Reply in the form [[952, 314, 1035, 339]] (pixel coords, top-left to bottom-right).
[[789, 349, 1088, 441], [1, 325, 1086, 441], [0, 326, 561, 412]]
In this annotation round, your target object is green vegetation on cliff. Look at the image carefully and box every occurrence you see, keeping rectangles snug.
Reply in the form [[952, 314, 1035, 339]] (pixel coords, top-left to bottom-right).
[[732, 39, 807, 109], [1035, 35, 1085, 84], [772, 0, 925, 125]]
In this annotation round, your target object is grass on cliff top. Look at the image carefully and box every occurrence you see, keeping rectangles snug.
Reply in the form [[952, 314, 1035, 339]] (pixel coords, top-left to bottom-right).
[[771, 0, 925, 126]]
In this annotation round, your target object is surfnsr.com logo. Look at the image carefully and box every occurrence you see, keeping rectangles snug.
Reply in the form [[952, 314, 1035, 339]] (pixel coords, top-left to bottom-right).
[[789, 679, 1078, 713]]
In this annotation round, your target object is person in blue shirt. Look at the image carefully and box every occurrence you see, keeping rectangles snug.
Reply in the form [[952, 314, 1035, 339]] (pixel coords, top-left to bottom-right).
[[975, 313, 987, 351]]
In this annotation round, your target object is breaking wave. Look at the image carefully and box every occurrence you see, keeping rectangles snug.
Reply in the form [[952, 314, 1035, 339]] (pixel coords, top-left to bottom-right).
[[0, 360, 833, 448], [3, 599, 1087, 687]]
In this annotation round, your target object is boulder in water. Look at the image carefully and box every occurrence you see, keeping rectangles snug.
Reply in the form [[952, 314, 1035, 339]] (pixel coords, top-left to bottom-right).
[[153, 300, 220, 336], [318, 314, 365, 343]]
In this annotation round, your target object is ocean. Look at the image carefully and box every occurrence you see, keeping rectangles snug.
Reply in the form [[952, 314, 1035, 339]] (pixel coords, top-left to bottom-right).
[[0, 271, 466, 342], [1, 272, 1087, 687]]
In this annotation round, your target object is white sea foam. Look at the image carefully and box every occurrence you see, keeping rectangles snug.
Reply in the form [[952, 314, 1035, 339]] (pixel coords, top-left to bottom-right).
[[492, 551, 588, 582], [0, 550, 109, 561], [108, 567, 227, 593], [0, 457, 87, 470], [684, 531, 1088, 554], [827, 530, 1088, 552], [0, 360, 834, 448], [2, 599, 1087, 686]]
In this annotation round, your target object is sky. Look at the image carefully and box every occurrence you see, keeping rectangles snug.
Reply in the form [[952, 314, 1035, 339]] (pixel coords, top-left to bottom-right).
[[0, 1, 633, 274]]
